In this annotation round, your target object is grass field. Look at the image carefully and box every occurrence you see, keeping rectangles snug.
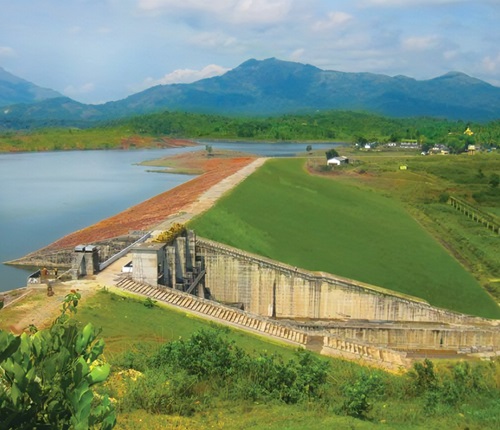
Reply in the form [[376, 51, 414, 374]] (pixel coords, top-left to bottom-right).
[[73, 290, 500, 430], [78, 288, 300, 361], [188, 157, 500, 319]]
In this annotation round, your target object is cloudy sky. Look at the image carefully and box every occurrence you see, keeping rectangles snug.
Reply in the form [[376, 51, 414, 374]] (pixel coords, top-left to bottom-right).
[[1, 0, 499, 104]]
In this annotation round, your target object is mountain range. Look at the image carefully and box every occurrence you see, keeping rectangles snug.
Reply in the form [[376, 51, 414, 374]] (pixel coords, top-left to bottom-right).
[[2, 58, 500, 127], [0, 67, 62, 107]]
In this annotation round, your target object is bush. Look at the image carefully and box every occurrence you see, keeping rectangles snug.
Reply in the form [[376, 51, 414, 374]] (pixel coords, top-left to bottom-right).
[[438, 192, 450, 203], [341, 372, 385, 418], [409, 359, 438, 395], [149, 328, 246, 379], [147, 329, 330, 405], [121, 368, 198, 416], [0, 292, 116, 429]]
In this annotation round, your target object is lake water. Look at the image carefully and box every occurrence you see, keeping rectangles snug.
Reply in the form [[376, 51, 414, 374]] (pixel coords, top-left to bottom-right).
[[0, 141, 338, 292]]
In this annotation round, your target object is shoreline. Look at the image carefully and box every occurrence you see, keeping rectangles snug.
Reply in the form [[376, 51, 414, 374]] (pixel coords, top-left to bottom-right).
[[6, 150, 264, 269], [1, 153, 267, 332]]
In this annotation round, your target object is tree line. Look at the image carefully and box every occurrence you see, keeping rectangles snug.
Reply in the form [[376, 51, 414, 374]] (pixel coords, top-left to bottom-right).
[[123, 110, 500, 149], [2, 109, 500, 152]]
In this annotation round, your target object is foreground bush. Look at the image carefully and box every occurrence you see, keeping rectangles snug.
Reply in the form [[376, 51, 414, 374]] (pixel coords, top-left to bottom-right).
[[0, 292, 116, 430], [118, 328, 330, 415]]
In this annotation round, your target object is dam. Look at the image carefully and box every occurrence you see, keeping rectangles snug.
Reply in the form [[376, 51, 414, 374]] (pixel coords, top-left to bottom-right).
[[110, 227, 499, 370]]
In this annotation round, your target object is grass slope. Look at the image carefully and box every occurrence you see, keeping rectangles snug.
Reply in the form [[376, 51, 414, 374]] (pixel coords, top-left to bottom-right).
[[76, 290, 500, 430], [188, 158, 500, 319]]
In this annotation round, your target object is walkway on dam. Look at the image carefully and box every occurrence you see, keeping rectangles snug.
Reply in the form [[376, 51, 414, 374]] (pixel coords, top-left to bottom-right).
[[152, 157, 267, 231], [91, 157, 266, 286]]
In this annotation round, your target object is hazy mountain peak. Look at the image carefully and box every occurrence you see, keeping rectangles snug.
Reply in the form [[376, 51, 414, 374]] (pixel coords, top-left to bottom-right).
[[2, 58, 500, 126], [0, 67, 63, 107]]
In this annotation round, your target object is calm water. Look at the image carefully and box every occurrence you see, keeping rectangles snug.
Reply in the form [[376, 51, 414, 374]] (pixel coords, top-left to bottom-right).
[[0, 141, 338, 292]]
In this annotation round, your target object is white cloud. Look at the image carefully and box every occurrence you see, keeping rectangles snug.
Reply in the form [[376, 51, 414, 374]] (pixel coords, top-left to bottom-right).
[[0, 46, 15, 57], [134, 64, 229, 91], [64, 83, 95, 97], [137, 0, 292, 25], [290, 48, 305, 62], [313, 11, 353, 31], [401, 35, 440, 51], [361, 0, 470, 6], [68, 26, 82, 34], [189, 32, 239, 49], [482, 53, 500, 72]]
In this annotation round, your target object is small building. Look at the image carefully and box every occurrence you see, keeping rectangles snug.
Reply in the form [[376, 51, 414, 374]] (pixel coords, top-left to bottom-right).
[[327, 156, 349, 166], [400, 139, 419, 148], [464, 127, 474, 136]]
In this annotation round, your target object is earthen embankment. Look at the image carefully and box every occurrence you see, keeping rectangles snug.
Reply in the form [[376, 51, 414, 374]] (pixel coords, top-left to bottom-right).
[[7, 152, 262, 268]]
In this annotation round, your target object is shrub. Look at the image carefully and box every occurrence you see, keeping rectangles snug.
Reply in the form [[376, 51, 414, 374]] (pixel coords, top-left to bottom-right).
[[143, 297, 157, 308], [121, 368, 197, 416], [341, 372, 385, 418], [438, 192, 450, 203], [149, 328, 247, 379], [147, 329, 329, 405], [409, 359, 438, 395], [0, 292, 116, 429], [238, 350, 329, 404]]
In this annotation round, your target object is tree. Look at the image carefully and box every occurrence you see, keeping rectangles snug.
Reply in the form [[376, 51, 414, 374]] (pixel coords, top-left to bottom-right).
[[341, 373, 384, 418], [325, 148, 339, 160], [0, 291, 116, 429], [489, 173, 499, 188]]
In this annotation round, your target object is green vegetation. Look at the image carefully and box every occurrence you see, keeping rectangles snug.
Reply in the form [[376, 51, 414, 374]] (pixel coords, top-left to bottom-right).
[[0, 126, 134, 152], [188, 157, 500, 318], [72, 290, 500, 429], [2, 109, 500, 427], [334, 150, 500, 302], [122, 110, 500, 151], [2, 110, 500, 152], [0, 291, 116, 429]]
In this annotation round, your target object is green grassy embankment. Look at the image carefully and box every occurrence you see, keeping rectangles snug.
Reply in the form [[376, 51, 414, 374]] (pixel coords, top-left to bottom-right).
[[75, 290, 500, 430], [188, 158, 500, 319]]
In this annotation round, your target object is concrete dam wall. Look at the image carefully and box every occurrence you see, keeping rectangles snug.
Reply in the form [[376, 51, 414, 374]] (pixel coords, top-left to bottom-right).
[[125, 232, 499, 367], [196, 238, 493, 326]]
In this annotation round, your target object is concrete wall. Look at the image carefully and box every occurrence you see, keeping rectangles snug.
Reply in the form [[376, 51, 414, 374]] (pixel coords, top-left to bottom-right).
[[132, 242, 166, 286], [323, 325, 500, 351], [196, 238, 497, 326], [123, 233, 499, 367]]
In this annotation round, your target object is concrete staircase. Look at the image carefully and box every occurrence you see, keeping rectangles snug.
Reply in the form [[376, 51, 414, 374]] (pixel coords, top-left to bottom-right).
[[115, 276, 308, 346]]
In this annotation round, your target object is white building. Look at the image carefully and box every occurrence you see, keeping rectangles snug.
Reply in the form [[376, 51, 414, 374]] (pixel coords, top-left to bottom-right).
[[327, 156, 349, 166]]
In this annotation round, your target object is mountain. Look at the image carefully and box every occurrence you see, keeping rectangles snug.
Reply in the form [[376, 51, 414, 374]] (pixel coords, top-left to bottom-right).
[[2, 58, 500, 128], [0, 67, 63, 107]]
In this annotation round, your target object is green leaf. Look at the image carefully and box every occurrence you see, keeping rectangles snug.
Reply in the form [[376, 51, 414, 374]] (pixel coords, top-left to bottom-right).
[[87, 363, 110, 385], [10, 383, 22, 407], [0, 332, 21, 363], [75, 323, 94, 354]]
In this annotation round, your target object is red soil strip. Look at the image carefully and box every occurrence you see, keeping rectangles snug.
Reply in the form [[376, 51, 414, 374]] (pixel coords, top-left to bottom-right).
[[46, 152, 255, 250]]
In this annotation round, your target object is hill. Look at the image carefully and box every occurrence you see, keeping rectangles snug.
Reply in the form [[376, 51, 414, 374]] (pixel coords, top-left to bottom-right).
[[2, 58, 500, 128], [117, 58, 500, 121], [0, 66, 62, 107]]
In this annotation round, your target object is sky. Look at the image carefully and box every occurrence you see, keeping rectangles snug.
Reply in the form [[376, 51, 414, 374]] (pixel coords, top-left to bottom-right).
[[1, 0, 500, 104]]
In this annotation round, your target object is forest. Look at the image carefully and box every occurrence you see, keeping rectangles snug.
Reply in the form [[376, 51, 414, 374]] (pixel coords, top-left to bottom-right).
[[2, 109, 500, 153]]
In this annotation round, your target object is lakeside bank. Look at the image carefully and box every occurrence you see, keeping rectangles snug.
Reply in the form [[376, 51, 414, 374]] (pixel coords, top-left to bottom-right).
[[5, 152, 263, 282]]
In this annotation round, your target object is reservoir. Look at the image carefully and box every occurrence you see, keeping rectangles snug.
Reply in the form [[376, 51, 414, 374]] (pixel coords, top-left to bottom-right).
[[0, 141, 338, 292]]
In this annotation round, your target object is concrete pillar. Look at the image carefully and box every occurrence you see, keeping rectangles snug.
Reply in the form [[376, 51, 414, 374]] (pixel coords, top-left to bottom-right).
[[175, 237, 186, 283], [166, 246, 176, 288], [187, 230, 196, 271]]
